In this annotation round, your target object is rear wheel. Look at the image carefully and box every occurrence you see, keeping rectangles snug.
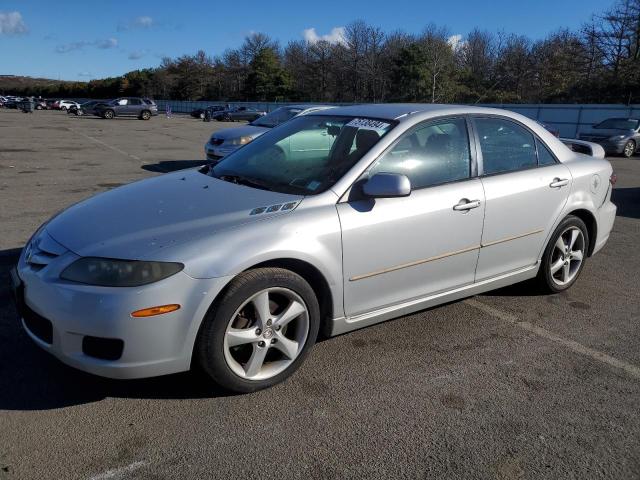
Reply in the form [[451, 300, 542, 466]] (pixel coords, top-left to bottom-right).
[[61, 106, 67, 111], [537, 215, 589, 293], [103, 109, 114, 119], [623, 140, 636, 158], [195, 268, 320, 393]]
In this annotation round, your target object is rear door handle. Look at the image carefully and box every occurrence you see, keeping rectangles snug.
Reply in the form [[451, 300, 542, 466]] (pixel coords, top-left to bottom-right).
[[453, 199, 481, 211], [549, 178, 569, 188]]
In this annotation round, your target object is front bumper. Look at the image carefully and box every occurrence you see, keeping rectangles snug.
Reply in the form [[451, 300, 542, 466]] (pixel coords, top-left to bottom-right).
[[204, 142, 239, 161], [12, 244, 231, 379]]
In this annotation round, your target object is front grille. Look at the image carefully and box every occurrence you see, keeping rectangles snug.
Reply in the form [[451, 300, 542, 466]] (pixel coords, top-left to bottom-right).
[[82, 336, 124, 360], [23, 304, 53, 344]]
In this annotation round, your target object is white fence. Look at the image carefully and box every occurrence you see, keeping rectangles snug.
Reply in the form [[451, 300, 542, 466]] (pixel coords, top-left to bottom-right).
[[153, 100, 640, 138]]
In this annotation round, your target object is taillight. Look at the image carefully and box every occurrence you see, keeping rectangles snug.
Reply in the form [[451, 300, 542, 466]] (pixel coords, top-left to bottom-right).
[[610, 173, 617, 185]]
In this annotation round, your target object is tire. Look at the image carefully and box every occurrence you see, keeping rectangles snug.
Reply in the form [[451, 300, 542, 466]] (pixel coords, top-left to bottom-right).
[[199, 112, 205, 119], [36, 105, 42, 110], [140, 110, 151, 120], [536, 215, 589, 293], [103, 109, 114, 119], [622, 140, 636, 158], [195, 268, 320, 393], [222, 113, 231, 122], [61, 106, 67, 111]]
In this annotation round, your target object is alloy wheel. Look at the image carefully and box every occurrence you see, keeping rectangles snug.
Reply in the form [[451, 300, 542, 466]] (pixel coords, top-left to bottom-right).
[[624, 141, 635, 158], [549, 226, 585, 286], [223, 287, 309, 381]]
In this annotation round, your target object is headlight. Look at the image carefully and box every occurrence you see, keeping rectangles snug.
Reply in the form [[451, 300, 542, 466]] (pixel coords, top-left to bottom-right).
[[228, 136, 253, 146], [60, 258, 184, 287]]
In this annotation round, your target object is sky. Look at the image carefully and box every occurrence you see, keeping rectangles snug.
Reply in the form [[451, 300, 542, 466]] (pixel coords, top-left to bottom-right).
[[1, 0, 610, 81]]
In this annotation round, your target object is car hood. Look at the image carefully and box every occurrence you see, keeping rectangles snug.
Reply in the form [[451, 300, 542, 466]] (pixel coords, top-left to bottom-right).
[[46, 169, 302, 260], [581, 128, 634, 137], [211, 125, 270, 140]]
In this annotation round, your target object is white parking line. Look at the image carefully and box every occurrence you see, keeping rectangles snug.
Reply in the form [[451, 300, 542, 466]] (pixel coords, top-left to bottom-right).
[[67, 127, 141, 161], [464, 298, 640, 380], [88, 460, 147, 480]]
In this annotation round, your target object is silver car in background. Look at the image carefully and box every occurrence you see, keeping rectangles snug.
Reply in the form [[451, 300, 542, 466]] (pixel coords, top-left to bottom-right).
[[579, 118, 640, 157], [204, 104, 332, 161], [12, 104, 616, 393]]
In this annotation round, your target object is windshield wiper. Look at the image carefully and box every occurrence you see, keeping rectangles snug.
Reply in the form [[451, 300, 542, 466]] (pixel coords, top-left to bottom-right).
[[216, 173, 274, 191]]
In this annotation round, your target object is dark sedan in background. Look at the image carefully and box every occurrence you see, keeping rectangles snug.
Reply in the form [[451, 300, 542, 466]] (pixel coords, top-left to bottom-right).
[[211, 106, 266, 122], [579, 118, 640, 157]]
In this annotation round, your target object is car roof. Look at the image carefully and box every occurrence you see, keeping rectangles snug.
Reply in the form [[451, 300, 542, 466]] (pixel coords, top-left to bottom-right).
[[307, 103, 513, 121]]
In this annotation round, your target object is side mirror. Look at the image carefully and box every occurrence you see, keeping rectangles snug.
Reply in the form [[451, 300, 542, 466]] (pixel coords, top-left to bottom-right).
[[362, 173, 411, 198]]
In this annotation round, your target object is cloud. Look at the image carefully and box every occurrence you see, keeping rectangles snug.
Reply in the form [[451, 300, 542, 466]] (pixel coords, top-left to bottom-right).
[[447, 34, 465, 51], [96, 37, 118, 49], [118, 16, 154, 31], [0, 11, 28, 35], [303, 27, 346, 45], [56, 38, 118, 53], [128, 50, 146, 60]]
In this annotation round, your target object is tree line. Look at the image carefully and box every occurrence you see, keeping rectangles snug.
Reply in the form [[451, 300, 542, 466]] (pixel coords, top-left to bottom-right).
[[8, 0, 640, 104]]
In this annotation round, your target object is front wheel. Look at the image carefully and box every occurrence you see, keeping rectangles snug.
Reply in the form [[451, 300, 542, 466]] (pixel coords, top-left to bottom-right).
[[623, 140, 636, 158], [195, 268, 320, 393], [537, 215, 589, 293], [61, 106, 67, 111], [140, 110, 151, 120]]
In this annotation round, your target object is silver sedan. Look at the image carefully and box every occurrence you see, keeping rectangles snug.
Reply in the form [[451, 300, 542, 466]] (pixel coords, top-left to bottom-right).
[[12, 104, 617, 392]]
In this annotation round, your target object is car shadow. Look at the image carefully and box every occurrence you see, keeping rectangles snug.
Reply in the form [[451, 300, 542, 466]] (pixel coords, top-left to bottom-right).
[[611, 187, 640, 219], [0, 248, 233, 411], [142, 160, 211, 173]]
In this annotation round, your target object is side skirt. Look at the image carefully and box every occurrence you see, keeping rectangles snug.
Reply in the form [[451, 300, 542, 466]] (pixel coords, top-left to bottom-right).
[[328, 263, 539, 336]]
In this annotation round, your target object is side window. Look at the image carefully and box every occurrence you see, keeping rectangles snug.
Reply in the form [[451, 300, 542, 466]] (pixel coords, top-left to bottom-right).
[[117, 99, 128, 106], [129, 98, 142, 105], [369, 118, 471, 189], [536, 138, 557, 166], [476, 118, 537, 175]]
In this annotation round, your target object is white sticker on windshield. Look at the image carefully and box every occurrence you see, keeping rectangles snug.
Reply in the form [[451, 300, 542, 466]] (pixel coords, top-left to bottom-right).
[[346, 118, 390, 130]]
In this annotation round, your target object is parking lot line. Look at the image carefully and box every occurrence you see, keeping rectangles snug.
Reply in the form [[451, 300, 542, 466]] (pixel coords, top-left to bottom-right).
[[87, 460, 148, 480], [464, 298, 640, 380], [67, 127, 141, 162]]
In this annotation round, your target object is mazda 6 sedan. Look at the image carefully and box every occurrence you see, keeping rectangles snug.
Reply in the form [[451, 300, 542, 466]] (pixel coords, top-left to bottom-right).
[[11, 104, 617, 393]]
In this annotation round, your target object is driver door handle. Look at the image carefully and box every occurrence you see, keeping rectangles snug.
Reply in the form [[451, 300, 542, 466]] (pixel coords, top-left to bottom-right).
[[549, 178, 569, 188], [453, 199, 481, 211]]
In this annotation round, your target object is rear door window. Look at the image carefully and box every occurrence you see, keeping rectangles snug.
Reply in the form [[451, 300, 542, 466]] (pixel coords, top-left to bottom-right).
[[475, 118, 537, 175]]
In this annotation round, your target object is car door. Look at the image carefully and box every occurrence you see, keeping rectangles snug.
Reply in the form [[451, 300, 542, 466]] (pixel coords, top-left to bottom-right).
[[114, 98, 129, 115], [472, 116, 572, 281], [128, 98, 142, 116], [337, 117, 485, 317]]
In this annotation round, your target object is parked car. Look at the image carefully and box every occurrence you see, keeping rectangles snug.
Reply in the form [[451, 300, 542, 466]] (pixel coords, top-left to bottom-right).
[[211, 106, 266, 122], [11, 104, 616, 393], [34, 99, 47, 110], [205, 105, 333, 161], [94, 97, 158, 120], [191, 105, 225, 119], [45, 99, 57, 110], [578, 118, 640, 157], [57, 100, 80, 111], [68, 100, 101, 116]]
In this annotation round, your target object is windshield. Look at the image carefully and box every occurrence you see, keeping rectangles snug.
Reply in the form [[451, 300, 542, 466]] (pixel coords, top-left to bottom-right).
[[210, 115, 395, 195], [595, 119, 639, 130], [250, 107, 303, 128]]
